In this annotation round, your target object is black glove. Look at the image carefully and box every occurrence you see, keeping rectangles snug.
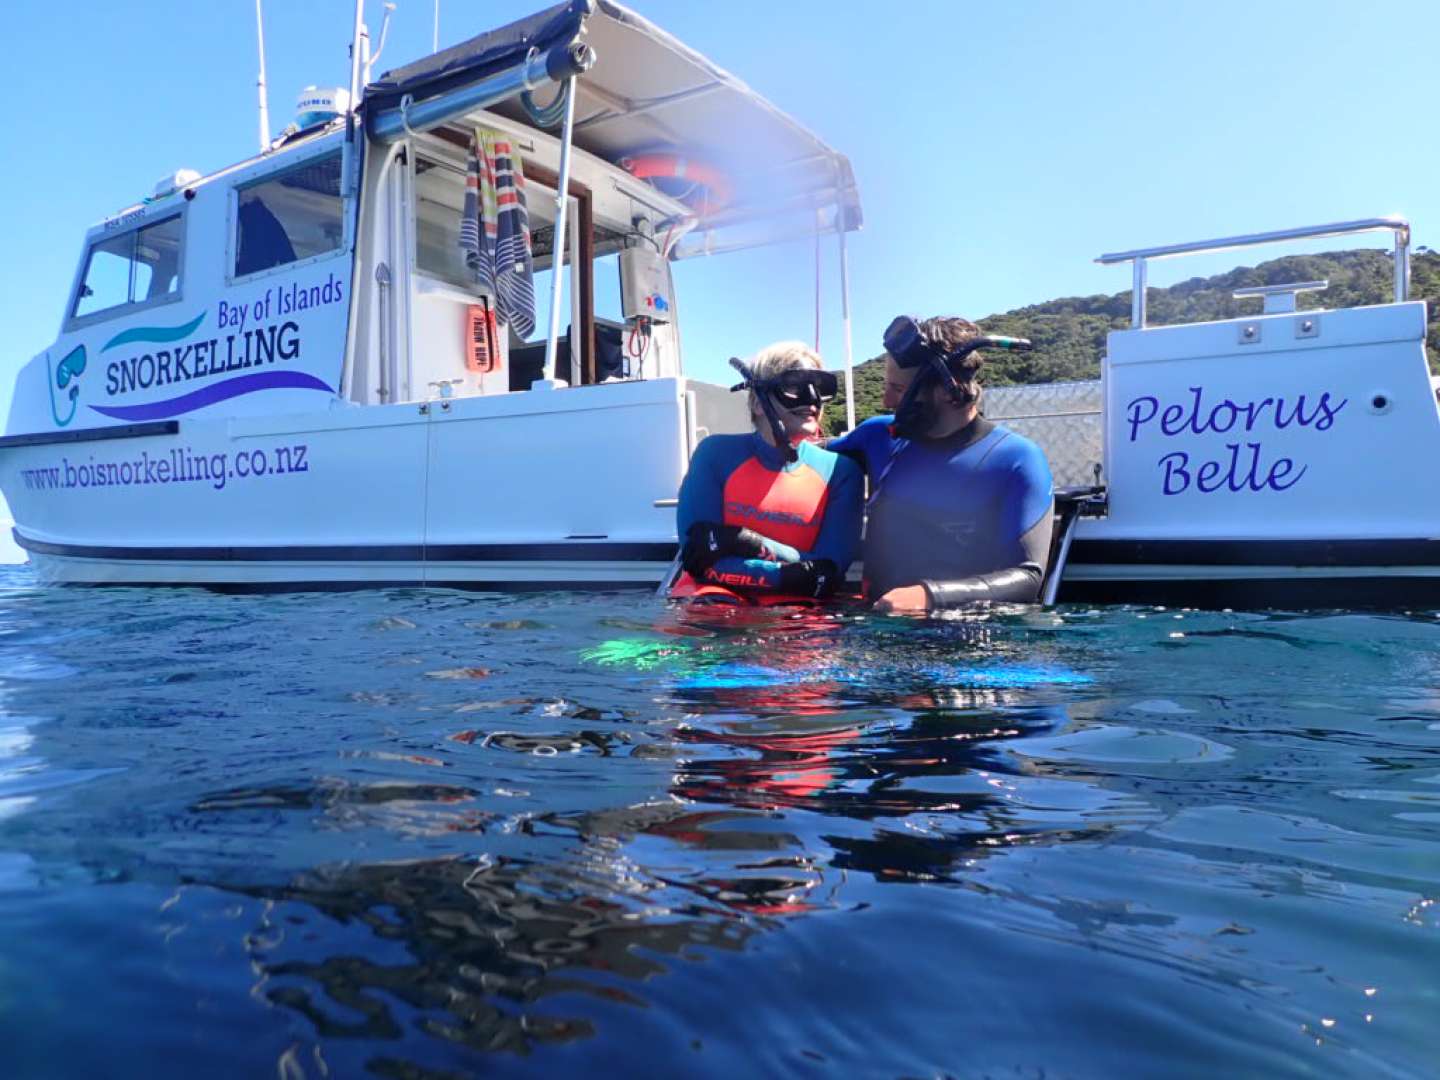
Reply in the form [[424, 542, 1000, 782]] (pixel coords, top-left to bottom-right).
[[777, 558, 840, 599], [681, 522, 772, 576]]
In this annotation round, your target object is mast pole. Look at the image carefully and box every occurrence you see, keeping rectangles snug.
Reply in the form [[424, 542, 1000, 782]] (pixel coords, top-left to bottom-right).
[[348, 0, 365, 127], [813, 208, 822, 352], [255, 0, 271, 152], [543, 77, 579, 383], [838, 219, 856, 432]]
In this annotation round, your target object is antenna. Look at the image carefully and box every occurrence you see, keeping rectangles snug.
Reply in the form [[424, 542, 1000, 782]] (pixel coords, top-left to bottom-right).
[[255, 0, 271, 151], [365, 3, 396, 84], [433, 0, 440, 52], [347, 0, 365, 124]]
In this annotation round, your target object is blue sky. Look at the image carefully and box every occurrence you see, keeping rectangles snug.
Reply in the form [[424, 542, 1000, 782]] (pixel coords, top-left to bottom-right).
[[4, 0, 1438, 400]]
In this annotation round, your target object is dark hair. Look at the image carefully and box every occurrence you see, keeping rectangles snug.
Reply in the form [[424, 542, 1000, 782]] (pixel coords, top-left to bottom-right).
[[917, 316, 983, 397]]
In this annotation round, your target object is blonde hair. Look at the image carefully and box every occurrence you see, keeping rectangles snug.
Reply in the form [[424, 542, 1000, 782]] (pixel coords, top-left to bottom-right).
[[746, 340, 822, 423]]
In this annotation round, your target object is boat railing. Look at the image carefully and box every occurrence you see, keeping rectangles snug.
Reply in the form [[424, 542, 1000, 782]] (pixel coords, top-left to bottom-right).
[[1096, 216, 1411, 329], [367, 41, 594, 144]]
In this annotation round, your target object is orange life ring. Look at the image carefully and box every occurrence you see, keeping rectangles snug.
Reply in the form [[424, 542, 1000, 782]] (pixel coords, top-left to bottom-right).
[[620, 154, 734, 212]]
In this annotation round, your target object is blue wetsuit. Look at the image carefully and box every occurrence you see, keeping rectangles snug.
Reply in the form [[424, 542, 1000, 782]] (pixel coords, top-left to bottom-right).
[[830, 415, 1054, 607], [675, 433, 862, 599]]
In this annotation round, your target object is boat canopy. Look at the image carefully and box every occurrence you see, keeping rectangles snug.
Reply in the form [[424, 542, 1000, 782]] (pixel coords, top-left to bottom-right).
[[365, 0, 862, 259]]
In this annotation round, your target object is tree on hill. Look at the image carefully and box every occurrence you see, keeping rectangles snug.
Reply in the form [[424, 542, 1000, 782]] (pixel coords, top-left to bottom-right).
[[824, 249, 1440, 432]]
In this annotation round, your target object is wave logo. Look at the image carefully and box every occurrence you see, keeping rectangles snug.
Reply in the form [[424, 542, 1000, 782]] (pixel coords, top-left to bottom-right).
[[46, 345, 87, 427], [83, 310, 335, 422], [100, 309, 206, 354], [43, 311, 205, 428]]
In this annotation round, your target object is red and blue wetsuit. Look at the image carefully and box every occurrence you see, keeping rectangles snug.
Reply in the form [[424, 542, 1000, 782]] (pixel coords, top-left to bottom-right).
[[673, 433, 862, 602]]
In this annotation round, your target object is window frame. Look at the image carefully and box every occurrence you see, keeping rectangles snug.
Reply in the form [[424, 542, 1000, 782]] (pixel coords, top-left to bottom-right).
[[64, 207, 188, 333], [411, 147, 478, 292], [227, 139, 353, 286]]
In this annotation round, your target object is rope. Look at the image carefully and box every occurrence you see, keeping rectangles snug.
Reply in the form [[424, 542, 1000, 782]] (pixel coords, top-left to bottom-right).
[[521, 80, 570, 128]]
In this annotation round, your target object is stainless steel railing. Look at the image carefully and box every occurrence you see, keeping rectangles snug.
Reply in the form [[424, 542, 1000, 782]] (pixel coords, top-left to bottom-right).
[[368, 40, 594, 144], [1096, 216, 1411, 328]]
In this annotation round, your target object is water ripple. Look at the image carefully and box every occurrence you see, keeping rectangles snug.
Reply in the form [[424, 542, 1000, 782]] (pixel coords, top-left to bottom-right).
[[0, 571, 1438, 1076]]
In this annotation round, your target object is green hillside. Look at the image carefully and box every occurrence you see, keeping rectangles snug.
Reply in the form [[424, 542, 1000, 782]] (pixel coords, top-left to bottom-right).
[[825, 248, 1440, 431]]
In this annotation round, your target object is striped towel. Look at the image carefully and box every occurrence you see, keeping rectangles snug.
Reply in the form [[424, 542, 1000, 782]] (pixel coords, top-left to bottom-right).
[[459, 134, 497, 298], [459, 129, 536, 340]]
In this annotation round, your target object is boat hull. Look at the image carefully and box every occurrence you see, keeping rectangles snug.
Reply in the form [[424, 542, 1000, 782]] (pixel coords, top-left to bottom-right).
[[1059, 537, 1440, 607], [0, 378, 706, 590], [14, 533, 673, 589], [22, 527, 1440, 608]]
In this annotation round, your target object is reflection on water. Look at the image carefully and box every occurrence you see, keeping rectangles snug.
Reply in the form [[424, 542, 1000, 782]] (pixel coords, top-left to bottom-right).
[[2, 577, 1440, 1076], [235, 856, 756, 1054], [199, 608, 1093, 1059]]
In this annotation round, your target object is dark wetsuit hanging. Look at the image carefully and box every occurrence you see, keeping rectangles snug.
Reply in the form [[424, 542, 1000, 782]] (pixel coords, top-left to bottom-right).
[[830, 415, 1054, 607], [673, 433, 862, 602]]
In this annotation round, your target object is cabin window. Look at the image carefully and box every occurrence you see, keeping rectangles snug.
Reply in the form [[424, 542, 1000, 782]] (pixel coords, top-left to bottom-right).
[[414, 154, 472, 287], [594, 253, 623, 322], [234, 151, 343, 277], [72, 213, 183, 321]]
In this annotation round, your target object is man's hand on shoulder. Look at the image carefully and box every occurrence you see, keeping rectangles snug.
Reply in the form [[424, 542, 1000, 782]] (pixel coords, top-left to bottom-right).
[[873, 585, 930, 614]]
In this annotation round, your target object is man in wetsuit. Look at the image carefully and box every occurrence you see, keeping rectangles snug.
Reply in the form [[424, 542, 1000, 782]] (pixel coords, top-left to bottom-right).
[[829, 316, 1053, 613], [673, 341, 862, 602]]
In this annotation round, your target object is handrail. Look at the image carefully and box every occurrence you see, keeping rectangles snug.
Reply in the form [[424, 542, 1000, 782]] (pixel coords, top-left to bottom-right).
[[368, 40, 594, 144], [1096, 216, 1411, 328], [1096, 216, 1410, 264]]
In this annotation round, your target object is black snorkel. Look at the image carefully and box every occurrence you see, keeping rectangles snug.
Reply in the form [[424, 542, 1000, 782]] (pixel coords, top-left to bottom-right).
[[883, 316, 1033, 439], [729, 356, 800, 463]]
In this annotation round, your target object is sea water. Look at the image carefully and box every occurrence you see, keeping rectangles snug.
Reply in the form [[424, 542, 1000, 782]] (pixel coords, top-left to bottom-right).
[[1, 566, 1438, 1077]]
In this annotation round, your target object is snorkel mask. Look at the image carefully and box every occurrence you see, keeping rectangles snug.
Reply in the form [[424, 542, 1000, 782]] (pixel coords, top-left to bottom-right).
[[882, 316, 1033, 438], [729, 357, 838, 462]]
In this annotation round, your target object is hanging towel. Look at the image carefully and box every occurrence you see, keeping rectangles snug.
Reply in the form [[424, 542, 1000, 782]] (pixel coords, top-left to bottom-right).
[[459, 134, 498, 298], [460, 129, 536, 340], [490, 133, 536, 340]]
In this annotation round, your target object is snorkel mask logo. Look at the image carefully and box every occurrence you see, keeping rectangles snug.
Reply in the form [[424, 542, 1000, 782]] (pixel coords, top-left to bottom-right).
[[46, 345, 87, 427]]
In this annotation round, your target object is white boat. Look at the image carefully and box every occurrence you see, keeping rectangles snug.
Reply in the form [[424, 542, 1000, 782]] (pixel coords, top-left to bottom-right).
[[0, 1, 860, 589], [3, 2, 1434, 607], [992, 217, 1437, 608]]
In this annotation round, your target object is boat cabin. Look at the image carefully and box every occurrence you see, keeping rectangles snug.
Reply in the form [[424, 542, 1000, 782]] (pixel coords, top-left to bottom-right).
[[0, 0, 863, 587]]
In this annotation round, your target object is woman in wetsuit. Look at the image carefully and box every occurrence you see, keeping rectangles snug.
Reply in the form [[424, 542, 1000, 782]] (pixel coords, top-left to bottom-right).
[[672, 341, 862, 603]]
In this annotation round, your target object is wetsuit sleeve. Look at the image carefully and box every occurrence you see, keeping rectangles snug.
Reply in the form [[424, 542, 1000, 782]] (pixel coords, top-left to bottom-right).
[[827, 416, 892, 486], [676, 436, 727, 538], [825, 426, 863, 463], [922, 441, 1055, 609], [805, 453, 862, 572]]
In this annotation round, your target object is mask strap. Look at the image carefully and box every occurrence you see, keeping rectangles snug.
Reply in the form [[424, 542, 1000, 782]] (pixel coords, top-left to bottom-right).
[[889, 367, 931, 437], [929, 353, 967, 404], [889, 344, 981, 436], [729, 358, 799, 462]]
